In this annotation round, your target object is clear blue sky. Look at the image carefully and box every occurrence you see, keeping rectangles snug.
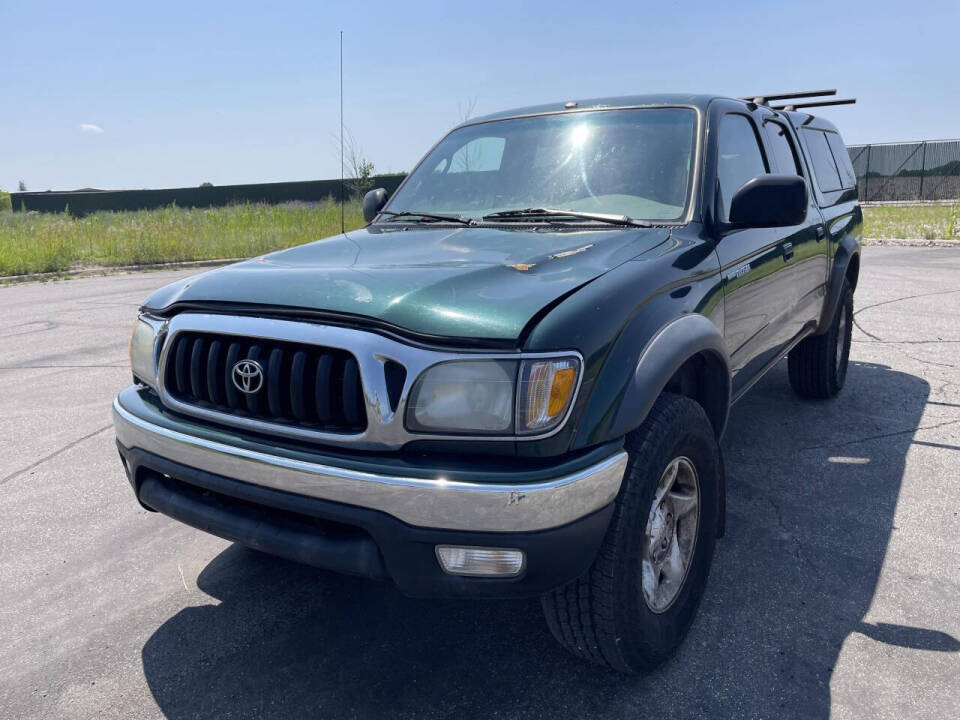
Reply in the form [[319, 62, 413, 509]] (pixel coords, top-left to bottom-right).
[[2, 0, 957, 192]]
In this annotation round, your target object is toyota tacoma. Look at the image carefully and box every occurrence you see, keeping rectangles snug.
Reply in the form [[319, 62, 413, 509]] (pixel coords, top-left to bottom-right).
[[114, 93, 862, 672]]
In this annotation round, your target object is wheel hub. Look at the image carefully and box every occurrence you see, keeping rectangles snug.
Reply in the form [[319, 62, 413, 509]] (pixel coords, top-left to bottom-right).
[[642, 456, 700, 613], [648, 505, 675, 564]]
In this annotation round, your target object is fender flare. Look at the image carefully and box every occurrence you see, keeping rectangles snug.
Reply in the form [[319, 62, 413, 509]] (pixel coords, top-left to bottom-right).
[[604, 313, 730, 538], [608, 313, 731, 441], [817, 234, 860, 333]]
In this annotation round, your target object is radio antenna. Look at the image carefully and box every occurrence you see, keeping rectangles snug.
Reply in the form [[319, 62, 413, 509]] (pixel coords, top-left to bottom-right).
[[339, 30, 345, 234]]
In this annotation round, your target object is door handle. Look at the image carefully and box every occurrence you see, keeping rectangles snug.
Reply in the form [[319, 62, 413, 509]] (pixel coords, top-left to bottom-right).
[[816, 226, 825, 241], [782, 241, 794, 260]]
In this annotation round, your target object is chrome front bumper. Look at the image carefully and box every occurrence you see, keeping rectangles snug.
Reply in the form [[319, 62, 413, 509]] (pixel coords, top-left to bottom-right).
[[112, 397, 628, 533]]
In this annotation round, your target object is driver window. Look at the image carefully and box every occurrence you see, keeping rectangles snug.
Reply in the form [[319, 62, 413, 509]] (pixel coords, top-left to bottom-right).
[[717, 114, 768, 221], [449, 136, 505, 173]]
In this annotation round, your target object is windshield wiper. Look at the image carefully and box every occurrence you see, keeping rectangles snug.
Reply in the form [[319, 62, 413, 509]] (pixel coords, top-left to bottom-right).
[[482, 207, 652, 228], [380, 210, 472, 225]]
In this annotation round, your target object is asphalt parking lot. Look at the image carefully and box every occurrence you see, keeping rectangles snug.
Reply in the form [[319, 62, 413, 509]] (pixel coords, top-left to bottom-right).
[[1, 246, 958, 719]]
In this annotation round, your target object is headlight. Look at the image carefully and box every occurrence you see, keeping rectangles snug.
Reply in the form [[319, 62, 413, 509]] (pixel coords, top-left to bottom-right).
[[129, 315, 163, 388], [405, 356, 580, 436], [407, 360, 517, 434]]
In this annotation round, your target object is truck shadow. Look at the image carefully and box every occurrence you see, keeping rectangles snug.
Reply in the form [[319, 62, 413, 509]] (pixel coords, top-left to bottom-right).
[[141, 361, 956, 719]]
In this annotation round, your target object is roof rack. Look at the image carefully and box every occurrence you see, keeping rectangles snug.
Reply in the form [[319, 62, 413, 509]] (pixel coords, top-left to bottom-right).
[[740, 89, 856, 112], [770, 98, 856, 111]]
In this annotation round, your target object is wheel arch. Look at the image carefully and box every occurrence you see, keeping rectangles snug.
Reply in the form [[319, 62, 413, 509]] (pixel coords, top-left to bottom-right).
[[817, 232, 861, 333], [661, 350, 730, 441], [574, 313, 730, 540], [845, 251, 861, 290], [606, 313, 731, 442]]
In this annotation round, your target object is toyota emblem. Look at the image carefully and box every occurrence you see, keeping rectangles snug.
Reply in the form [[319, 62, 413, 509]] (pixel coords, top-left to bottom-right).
[[232, 359, 264, 394]]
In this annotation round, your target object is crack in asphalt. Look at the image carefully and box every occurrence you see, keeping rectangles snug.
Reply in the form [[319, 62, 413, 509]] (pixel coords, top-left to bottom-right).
[[899, 353, 956, 369], [762, 494, 817, 572], [853, 316, 885, 342], [912, 440, 960, 452], [0, 321, 58, 338], [853, 288, 960, 318], [854, 316, 958, 371], [856, 331, 960, 370], [853, 338, 960, 345], [887, 343, 956, 371], [754, 488, 818, 572], [928, 400, 960, 409], [0, 424, 113, 487], [852, 287, 960, 346], [800, 418, 960, 452]]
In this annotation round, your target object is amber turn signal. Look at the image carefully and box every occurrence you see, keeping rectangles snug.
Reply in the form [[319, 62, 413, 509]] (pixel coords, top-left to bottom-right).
[[518, 357, 580, 434]]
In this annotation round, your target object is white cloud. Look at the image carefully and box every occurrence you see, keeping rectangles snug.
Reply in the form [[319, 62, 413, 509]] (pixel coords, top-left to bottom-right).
[[79, 123, 104, 133]]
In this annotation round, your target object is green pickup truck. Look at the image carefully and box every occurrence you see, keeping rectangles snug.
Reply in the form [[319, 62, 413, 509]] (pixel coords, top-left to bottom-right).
[[114, 93, 861, 673]]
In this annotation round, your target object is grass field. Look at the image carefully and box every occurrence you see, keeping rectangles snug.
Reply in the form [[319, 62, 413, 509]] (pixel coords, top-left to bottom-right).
[[1, 199, 957, 278], [0, 201, 365, 277], [862, 202, 959, 240]]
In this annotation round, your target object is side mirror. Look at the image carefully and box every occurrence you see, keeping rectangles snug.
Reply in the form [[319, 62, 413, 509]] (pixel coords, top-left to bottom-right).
[[727, 174, 807, 230], [363, 188, 389, 223]]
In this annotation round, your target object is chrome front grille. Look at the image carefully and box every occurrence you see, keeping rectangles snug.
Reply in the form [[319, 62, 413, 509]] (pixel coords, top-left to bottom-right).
[[164, 331, 367, 433], [153, 313, 577, 450]]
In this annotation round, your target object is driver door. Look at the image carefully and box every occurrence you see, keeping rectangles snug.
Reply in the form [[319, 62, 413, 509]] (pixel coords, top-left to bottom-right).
[[712, 112, 802, 397]]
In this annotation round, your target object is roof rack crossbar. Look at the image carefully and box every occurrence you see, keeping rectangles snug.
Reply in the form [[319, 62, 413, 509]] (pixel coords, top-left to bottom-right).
[[740, 89, 837, 104], [770, 98, 857, 111]]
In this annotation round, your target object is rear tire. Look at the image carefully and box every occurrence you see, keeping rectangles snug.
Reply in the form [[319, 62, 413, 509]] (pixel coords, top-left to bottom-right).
[[788, 279, 853, 399], [541, 393, 721, 673]]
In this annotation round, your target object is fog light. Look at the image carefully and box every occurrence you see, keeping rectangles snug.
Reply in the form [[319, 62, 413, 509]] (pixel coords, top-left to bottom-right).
[[435, 546, 525, 577]]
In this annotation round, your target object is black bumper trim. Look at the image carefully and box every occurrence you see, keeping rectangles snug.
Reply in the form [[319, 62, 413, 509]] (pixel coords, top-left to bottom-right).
[[138, 472, 388, 580], [119, 443, 614, 599]]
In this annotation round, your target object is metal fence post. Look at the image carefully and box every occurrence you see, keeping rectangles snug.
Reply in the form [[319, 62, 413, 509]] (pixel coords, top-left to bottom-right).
[[918, 141, 928, 201], [864, 145, 871, 201]]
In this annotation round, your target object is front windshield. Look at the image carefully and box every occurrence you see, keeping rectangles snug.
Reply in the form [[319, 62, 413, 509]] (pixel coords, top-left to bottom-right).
[[382, 107, 697, 223]]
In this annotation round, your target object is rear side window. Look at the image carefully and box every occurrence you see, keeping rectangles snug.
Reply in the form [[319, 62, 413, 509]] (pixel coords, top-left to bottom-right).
[[763, 121, 802, 175], [826, 133, 857, 189], [803, 129, 843, 192], [717, 114, 768, 221]]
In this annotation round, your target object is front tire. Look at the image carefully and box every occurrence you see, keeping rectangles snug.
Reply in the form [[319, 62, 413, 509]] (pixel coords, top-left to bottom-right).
[[788, 279, 853, 398], [541, 393, 721, 673]]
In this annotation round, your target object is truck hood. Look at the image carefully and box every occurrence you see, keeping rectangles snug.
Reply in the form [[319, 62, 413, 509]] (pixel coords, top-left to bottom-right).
[[143, 224, 671, 341]]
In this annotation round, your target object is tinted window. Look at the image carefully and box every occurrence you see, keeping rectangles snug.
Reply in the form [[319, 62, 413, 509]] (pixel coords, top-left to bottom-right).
[[717, 114, 768, 221], [826, 132, 857, 189], [803, 129, 843, 192], [764, 121, 802, 175]]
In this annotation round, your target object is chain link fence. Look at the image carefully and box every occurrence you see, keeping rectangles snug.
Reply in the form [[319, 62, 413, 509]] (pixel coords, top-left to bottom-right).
[[848, 140, 960, 203]]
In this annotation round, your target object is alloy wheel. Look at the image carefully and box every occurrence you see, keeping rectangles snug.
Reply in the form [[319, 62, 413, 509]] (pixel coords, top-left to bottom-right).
[[642, 456, 700, 613]]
